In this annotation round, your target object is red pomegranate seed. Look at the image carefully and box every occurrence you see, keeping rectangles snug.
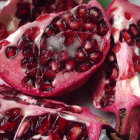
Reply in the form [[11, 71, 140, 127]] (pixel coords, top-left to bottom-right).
[[97, 21, 108, 36], [84, 40, 97, 53], [90, 51, 102, 63], [70, 125, 82, 140], [5, 46, 18, 59], [107, 52, 116, 63], [50, 61, 59, 72], [78, 63, 91, 72], [57, 118, 67, 131], [44, 70, 56, 79], [0, 23, 8, 40], [63, 30, 75, 46], [84, 23, 97, 32], [76, 50, 86, 61], [66, 60, 75, 71], [134, 59, 140, 72], [129, 24, 138, 37], [24, 27, 40, 41], [69, 21, 82, 30], [124, 12, 132, 20], [109, 67, 118, 80], [75, 6, 87, 20], [104, 84, 115, 95], [113, 42, 121, 53], [44, 27, 55, 38], [38, 115, 50, 134], [0, 122, 17, 132]]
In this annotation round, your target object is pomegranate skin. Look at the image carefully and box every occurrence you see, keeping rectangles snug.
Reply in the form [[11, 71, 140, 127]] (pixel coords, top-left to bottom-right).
[[0, 0, 111, 97], [91, 0, 140, 139]]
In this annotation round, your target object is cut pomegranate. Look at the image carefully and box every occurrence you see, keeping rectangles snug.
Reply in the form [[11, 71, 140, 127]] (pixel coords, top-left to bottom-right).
[[0, 82, 121, 140], [0, 0, 110, 97], [0, 0, 84, 41], [91, 0, 140, 139]]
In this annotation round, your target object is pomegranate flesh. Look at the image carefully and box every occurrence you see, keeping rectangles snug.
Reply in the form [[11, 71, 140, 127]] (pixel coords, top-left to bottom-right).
[[91, 0, 140, 139], [0, 83, 121, 140], [0, 0, 110, 97], [0, 0, 84, 40]]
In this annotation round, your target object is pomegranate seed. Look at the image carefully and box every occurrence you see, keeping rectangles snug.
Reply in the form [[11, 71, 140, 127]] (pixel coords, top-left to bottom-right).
[[134, 59, 140, 72], [66, 60, 75, 71], [38, 115, 50, 134], [0, 23, 8, 40], [24, 27, 40, 41], [70, 125, 82, 140], [44, 26, 55, 38], [0, 122, 17, 132], [109, 67, 118, 80], [77, 32, 89, 44], [57, 118, 67, 131], [100, 95, 115, 107], [124, 12, 132, 20], [78, 63, 91, 72], [84, 40, 97, 53], [62, 12, 74, 22], [44, 70, 56, 79], [97, 21, 108, 36], [75, 6, 87, 20], [113, 42, 121, 53], [40, 50, 53, 64], [52, 133, 61, 140], [76, 50, 86, 61], [120, 29, 133, 46], [90, 51, 102, 63], [18, 38, 30, 50], [69, 21, 82, 30], [104, 84, 115, 95], [22, 76, 35, 88], [55, 50, 68, 62], [50, 61, 59, 72], [63, 30, 76, 46], [107, 52, 116, 63], [84, 23, 97, 32], [89, 7, 103, 21], [129, 24, 138, 37], [5, 46, 18, 58]]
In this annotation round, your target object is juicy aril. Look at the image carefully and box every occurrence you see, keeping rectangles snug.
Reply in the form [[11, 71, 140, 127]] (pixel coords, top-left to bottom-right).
[[0, 84, 119, 140], [0, 0, 84, 40], [0, 0, 110, 97], [91, 0, 140, 139]]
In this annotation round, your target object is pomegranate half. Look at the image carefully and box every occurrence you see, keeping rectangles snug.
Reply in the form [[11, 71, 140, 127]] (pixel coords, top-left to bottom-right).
[[0, 0, 110, 97], [91, 0, 140, 139]]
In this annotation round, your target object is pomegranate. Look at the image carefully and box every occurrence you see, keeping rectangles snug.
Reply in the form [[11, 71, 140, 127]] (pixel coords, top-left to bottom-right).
[[0, 0, 84, 40], [0, 83, 122, 140], [91, 0, 140, 139], [0, 0, 110, 97]]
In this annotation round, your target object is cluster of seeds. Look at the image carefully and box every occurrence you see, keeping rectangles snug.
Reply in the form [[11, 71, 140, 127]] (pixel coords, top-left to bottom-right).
[[5, 5, 108, 92], [100, 51, 118, 107], [0, 108, 89, 140], [119, 20, 140, 73]]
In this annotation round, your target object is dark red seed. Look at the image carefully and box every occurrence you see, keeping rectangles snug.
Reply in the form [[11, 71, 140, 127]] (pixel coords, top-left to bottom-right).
[[40, 50, 53, 64], [44, 27, 55, 38], [129, 24, 138, 37], [109, 67, 118, 80], [44, 70, 56, 79], [84, 23, 97, 32], [120, 29, 134, 45], [90, 51, 102, 63], [21, 76, 35, 88], [69, 21, 82, 30], [104, 84, 115, 95], [24, 27, 40, 41], [89, 7, 103, 21], [0, 122, 17, 132], [124, 12, 132, 20], [84, 40, 97, 53], [100, 95, 115, 107], [18, 38, 30, 50], [5, 46, 18, 58], [97, 21, 108, 36], [112, 42, 121, 53], [78, 63, 91, 72], [0, 23, 8, 40], [40, 80, 52, 91], [66, 60, 75, 71], [63, 30, 75, 46], [75, 6, 88, 21], [76, 50, 86, 61]]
